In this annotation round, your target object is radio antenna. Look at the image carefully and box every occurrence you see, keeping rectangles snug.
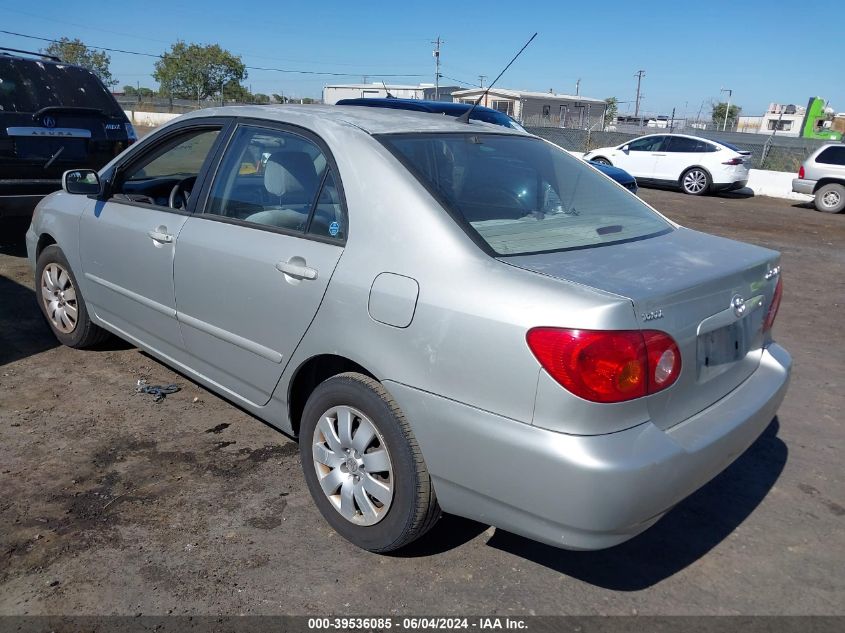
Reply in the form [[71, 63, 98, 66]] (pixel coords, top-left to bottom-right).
[[381, 80, 395, 99], [456, 32, 537, 124]]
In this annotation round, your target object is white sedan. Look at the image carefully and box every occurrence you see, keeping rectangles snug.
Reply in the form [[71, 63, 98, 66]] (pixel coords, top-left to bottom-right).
[[584, 134, 751, 195]]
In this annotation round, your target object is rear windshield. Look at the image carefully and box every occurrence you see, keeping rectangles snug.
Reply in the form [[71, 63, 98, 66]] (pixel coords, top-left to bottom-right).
[[380, 133, 672, 255], [0, 59, 121, 115]]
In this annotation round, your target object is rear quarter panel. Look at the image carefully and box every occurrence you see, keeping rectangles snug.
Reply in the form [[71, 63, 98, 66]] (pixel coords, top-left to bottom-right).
[[274, 128, 640, 428]]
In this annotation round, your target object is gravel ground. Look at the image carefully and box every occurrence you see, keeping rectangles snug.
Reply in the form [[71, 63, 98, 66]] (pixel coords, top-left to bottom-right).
[[0, 189, 843, 616]]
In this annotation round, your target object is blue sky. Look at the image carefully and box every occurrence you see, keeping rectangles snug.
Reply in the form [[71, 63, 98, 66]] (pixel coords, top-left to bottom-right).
[[2, 0, 843, 116]]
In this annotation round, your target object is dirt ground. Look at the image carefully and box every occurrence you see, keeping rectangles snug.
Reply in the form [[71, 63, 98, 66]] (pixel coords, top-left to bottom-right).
[[0, 189, 843, 616]]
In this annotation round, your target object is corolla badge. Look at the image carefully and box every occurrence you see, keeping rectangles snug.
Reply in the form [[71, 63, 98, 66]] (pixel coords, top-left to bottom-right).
[[731, 294, 747, 318], [42, 115, 56, 128]]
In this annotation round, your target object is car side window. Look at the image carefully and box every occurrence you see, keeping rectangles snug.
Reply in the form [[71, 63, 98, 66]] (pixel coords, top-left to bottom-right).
[[664, 137, 701, 152], [817, 147, 845, 166], [206, 126, 338, 235], [627, 136, 665, 152], [112, 128, 220, 208]]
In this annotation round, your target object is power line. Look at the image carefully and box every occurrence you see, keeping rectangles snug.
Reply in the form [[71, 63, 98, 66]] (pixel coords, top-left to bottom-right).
[[0, 29, 429, 78]]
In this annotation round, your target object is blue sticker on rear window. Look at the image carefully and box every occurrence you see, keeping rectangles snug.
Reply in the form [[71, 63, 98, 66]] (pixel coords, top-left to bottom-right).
[[329, 221, 340, 237]]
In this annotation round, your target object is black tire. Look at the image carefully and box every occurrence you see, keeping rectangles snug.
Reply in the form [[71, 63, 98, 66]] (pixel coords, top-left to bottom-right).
[[591, 157, 612, 166], [680, 167, 711, 195], [814, 183, 845, 213], [35, 244, 110, 348], [299, 372, 441, 552]]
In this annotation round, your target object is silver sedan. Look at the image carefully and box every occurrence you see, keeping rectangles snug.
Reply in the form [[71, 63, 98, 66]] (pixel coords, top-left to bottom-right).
[[26, 106, 791, 552]]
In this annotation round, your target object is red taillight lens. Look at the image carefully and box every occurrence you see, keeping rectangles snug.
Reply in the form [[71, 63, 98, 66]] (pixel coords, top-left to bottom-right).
[[763, 278, 783, 333], [722, 157, 744, 165], [526, 328, 681, 403], [798, 165, 805, 179]]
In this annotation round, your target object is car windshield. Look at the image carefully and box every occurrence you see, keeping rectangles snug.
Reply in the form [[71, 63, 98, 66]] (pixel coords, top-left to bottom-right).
[[380, 133, 672, 255], [0, 59, 122, 115]]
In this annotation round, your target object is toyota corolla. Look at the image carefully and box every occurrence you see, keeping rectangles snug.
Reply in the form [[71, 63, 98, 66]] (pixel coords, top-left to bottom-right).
[[26, 106, 790, 552]]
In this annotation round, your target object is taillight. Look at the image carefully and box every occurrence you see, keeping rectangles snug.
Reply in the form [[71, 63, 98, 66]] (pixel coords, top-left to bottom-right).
[[526, 328, 682, 403], [722, 157, 744, 165], [798, 165, 805, 179], [763, 278, 783, 333]]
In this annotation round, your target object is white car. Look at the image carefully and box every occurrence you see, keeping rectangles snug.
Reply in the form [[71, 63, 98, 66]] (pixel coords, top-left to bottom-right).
[[584, 134, 751, 195]]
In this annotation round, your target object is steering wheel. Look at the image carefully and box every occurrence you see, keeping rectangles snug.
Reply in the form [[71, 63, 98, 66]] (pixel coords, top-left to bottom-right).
[[168, 176, 197, 210]]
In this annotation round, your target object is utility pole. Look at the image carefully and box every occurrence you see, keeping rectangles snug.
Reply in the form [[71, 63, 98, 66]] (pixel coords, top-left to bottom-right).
[[478, 75, 487, 89], [634, 70, 645, 118], [721, 87, 733, 131], [575, 78, 581, 96], [431, 36, 444, 99]]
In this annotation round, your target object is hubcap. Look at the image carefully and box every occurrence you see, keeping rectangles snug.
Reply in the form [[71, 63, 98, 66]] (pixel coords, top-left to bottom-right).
[[684, 170, 707, 193], [40, 263, 78, 334], [312, 405, 394, 526], [822, 190, 840, 208]]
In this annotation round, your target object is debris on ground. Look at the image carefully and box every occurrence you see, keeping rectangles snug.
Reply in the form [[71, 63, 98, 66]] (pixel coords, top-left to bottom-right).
[[136, 379, 180, 403]]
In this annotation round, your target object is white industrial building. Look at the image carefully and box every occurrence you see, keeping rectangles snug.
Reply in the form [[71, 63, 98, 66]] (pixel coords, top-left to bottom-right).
[[451, 88, 607, 128], [322, 83, 460, 104], [737, 103, 806, 137]]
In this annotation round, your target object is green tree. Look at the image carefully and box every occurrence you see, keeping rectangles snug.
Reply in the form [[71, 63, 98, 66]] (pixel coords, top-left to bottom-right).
[[123, 84, 137, 96], [154, 42, 247, 100], [711, 102, 742, 130], [43, 37, 117, 87], [271, 93, 288, 103], [604, 97, 618, 127], [221, 80, 251, 102], [252, 93, 270, 104]]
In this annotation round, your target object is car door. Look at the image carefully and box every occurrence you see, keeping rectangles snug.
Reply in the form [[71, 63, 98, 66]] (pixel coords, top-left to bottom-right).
[[611, 135, 665, 178], [78, 120, 228, 359], [655, 136, 702, 181], [173, 122, 347, 406]]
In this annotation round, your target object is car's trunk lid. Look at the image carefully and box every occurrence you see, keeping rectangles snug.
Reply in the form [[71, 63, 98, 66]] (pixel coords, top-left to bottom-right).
[[505, 227, 781, 430]]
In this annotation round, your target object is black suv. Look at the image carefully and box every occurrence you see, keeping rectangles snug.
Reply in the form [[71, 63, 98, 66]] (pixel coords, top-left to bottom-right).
[[0, 48, 136, 218]]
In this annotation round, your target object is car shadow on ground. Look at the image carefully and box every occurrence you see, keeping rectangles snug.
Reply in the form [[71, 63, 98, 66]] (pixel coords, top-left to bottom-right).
[[0, 272, 60, 366], [484, 417, 786, 590]]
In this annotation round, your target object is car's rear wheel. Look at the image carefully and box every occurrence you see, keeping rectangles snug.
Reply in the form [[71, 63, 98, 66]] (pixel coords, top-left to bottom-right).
[[36, 245, 110, 348], [681, 167, 711, 195], [814, 183, 845, 213], [299, 372, 441, 552], [591, 157, 612, 166]]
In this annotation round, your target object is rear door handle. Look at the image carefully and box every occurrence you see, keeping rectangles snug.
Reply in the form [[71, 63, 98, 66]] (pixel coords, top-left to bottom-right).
[[275, 260, 318, 280], [652, 153, 666, 156], [147, 229, 173, 244]]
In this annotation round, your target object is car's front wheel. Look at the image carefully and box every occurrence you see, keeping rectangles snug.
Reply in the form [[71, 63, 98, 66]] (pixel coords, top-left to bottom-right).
[[814, 183, 845, 213], [35, 244, 110, 348], [299, 372, 441, 552], [591, 157, 612, 166], [681, 167, 711, 195]]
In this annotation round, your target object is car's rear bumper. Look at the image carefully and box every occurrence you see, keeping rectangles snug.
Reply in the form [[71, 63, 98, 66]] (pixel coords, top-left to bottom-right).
[[712, 179, 748, 192], [385, 343, 791, 550], [792, 178, 816, 195]]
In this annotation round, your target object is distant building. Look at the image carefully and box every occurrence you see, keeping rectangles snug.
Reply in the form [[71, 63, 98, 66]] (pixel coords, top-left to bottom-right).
[[322, 83, 460, 105], [737, 103, 806, 137], [450, 88, 607, 128]]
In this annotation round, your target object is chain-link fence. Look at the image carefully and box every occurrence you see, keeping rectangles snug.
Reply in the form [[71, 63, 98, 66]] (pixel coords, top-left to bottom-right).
[[526, 126, 828, 172]]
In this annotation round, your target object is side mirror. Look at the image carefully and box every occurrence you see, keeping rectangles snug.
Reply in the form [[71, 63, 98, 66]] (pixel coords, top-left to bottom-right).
[[62, 169, 101, 195], [621, 145, 630, 153]]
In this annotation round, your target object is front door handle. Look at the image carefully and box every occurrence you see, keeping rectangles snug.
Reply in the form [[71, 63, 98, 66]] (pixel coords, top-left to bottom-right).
[[652, 153, 666, 156], [147, 228, 174, 244], [275, 260, 318, 280]]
